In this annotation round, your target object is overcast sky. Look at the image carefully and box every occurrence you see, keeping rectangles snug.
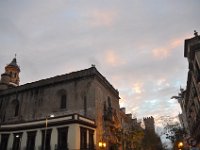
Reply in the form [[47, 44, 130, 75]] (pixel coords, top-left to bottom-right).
[[0, 0, 200, 129]]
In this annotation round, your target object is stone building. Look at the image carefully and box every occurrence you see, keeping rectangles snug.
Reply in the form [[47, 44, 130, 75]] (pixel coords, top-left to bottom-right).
[[0, 57, 138, 150], [143, 116, 155, 132], [142, 116, 162, 150], [181, 31, 200, 146]]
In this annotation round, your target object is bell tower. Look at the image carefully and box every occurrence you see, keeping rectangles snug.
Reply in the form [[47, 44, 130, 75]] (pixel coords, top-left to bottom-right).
[[4, 55, 20, 86]]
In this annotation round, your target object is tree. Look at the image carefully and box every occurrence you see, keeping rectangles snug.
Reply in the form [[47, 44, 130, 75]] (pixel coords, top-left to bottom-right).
[[163, 121, 185, 150], [142, 129, 163, 150], [114, 127, 144, 150]]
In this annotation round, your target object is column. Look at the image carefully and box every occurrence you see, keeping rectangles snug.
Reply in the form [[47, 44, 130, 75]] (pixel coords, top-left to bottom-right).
[[21, 131, 26, 150], [35, 130, 42, 150], [50, 127, 57, 150], [87, 129, 89, 147], [7, 133, 14, 150], [93, 130, 96, 147], [68, 124, 80, 149]]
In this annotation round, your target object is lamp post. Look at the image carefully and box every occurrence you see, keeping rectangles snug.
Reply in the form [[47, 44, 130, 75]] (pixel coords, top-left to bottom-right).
[[44, 114, 54, 150]]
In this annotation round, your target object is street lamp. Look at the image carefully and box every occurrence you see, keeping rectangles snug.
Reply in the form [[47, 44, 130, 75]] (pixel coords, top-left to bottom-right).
[[44, 114, 54, 150], [178, 141, 183, 150], [99, 141, 106, 149]]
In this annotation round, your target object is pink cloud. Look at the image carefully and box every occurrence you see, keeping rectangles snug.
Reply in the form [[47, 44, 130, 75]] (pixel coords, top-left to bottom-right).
[[132, 82, 144, 94], [152, 36, 186, 59], [105, 49, 125, 66], [89, 10, 116, 27]]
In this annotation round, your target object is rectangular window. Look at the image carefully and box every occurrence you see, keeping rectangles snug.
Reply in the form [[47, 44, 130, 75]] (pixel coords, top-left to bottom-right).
[[60, 95, 67, 109], [41, 129, 52, 150], [0, 134, 9, 150], [80, 127, 87, 149], [57, 127, 68, 150], [89, 130, 94, 149], [26, 131, 37, 150]]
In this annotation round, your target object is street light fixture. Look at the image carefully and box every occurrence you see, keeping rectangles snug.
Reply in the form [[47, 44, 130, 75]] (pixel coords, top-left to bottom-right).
[[99, 141, 106, 149], [44, 114, 54, 150], [178, 141, 183, 150]]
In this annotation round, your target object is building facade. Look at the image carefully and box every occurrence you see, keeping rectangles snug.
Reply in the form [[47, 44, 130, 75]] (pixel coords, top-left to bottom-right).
[[177, 31, 200, 147], [0, 58, 137, 150]]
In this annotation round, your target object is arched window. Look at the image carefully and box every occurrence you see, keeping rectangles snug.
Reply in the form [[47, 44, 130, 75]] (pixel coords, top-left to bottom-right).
[[60, 94, 67, 109], [10, 99, 19, 117], [57, 89, 67, 110], [107, 96, 111, 108], [5, 99, 20, 120], [14, 101, 19, 116]]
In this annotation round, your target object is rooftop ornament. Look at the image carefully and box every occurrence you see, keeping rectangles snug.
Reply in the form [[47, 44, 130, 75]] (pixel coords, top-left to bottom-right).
[[194, 30, 198, 37]]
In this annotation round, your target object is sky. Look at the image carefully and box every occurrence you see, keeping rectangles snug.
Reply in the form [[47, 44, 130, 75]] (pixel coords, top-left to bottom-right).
[[0, 0, 200, 134]]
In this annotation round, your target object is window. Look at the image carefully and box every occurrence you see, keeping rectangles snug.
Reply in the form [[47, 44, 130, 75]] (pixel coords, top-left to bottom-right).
[[8, 99, 20, 118], [108, 97, 111, 108], [26, 131, 37, 150], [14, 101, 19, 117], [80, 127, 87, 149], [84, 96, 87, 116], [57, 89, 67, 110], [104, 101, 107, 111], [41, 129, 52, 150], [60, 94, 67, 109], [57, 127, 68, 150], [88, 130, 94, 149], [0, 134, 9, 150]]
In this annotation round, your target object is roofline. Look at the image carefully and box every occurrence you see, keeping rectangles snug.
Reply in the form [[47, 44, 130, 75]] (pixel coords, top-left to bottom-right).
[[0, 66, 119, 98]]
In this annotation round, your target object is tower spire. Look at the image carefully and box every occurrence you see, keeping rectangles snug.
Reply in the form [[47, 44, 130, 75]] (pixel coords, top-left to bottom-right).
[[4, 56, 20, 85]]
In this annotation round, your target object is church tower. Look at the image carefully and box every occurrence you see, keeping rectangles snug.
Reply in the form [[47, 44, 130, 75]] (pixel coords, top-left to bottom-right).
[[4, 56, 20, 85], [0, 56, 20, 90]]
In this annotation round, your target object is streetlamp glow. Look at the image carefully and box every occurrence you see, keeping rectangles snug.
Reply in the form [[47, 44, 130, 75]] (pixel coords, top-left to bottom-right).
[[99, 142, 103, 147], [102, 142, 106, 147], [99, 141, 106, 148], [178, 141, 183, 149], [50, 114, 54, 118], [16, 135, 20, 138]]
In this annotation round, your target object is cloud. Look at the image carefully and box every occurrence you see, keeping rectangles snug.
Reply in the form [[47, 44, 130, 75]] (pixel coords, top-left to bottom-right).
[[0, 0, 199, 134], [88, 10, 116, 27], [152, 36, 186, 59], [104, 49, 125, 67], [132, 82, 144, 94]]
